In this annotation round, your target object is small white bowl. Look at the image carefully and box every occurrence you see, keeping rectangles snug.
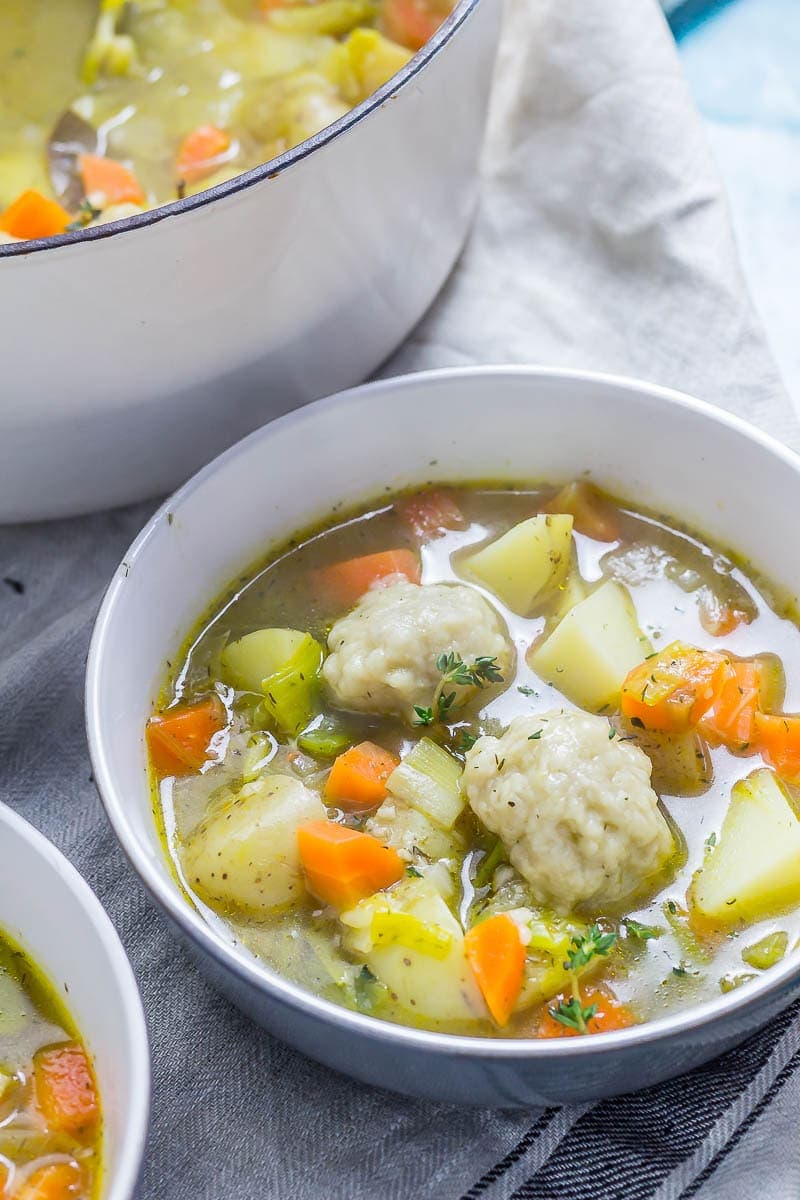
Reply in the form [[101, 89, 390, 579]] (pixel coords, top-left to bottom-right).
[[0, 802, 150, 1197], [86, 366, 800, 1106]]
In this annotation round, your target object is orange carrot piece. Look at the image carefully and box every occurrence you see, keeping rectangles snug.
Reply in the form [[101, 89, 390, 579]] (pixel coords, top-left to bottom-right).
[[697, 591, 751, 638], [464, 913, 525, 1027], [313, 549, 420, 608], [395, 490, 465, 541], [699, 659, 760, 752], [33, 1043, 99, 1137], [324, 741, 400, 810], [15, 1163, 84, 1200], [542, 482, 621, 542], [176, 124, 231, 185], [297, 820, 404, 909], [383, 0, 447, 49], [755, 713, 800, 783], [0, 190, 71, 240], [146, 696, 226, 778], [78, 153, 144, 207], [621, 641, 728, 734], [535, 988, 636, 1038]]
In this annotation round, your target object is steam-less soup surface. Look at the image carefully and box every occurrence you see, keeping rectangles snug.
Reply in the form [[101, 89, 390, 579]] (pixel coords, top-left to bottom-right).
[[0, 0, 453, 243], [147, 484, 800, 1038], [0, 932, 100, 1197]]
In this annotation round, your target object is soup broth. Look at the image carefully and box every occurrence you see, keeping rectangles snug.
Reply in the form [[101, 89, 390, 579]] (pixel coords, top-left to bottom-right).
[[147, 484, 800, 1038]]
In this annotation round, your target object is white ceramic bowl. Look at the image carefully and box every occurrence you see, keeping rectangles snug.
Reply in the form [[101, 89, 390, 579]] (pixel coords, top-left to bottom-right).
[[86, 366, 800, 1106], [0, 0, 499, 523], [0, 802, 150, 1197]]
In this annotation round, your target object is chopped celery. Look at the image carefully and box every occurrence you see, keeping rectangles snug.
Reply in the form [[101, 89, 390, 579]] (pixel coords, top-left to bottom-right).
[[297, 716, 352, 759], [720, 972, 757, 994], [221, 627, 309, 694], [371, 911, 453, 959], [267, 0, 377, 37], [259, 634, 324, 737], [386, 737, 464, 830], [320, 28, 412, 105], [241, 732, 277, 783], [741, 930, 788, 970], [82, 0, 138, 84]]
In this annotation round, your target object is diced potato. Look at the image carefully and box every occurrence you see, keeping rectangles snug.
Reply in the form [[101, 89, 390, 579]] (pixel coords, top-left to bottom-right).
[[529, 580, 652, 711], [320, 28, 412, 104], [551, 552, 587, 622], [183, 774, 325, 915], [690, 770, 800, 925], [616, 718, 712, 796], [221, 628, 309, 693], [340, 878, 485, 1021], [460, 515, 574, 615]]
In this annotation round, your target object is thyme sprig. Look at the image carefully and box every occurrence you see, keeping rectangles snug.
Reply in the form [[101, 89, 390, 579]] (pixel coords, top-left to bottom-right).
[[564, 925, 618, 972], [549, 925, 619, 1035], [413, 652, 504, 726], [549, 995, 599, 1034]]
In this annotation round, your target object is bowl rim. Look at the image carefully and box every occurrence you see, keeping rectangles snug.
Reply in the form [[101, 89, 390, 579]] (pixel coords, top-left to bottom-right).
[[0, 0, 480, 261], [0, 799, 150, 1198], [87, 364, 800, 1063]]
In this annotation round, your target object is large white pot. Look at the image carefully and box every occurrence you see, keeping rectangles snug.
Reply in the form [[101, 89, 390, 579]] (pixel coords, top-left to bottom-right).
[[0, 0, 498, 522]]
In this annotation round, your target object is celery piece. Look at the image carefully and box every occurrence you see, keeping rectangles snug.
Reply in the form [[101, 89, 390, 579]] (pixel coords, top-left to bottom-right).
[[222, 628, 310, 694], [297, 716, 352, 760], [320, 28, 413, 105], [260, 635, 324, 737], [741, 930, 788, 971], [720, 972, 757, 994], [267, 0, 377, 38], [81, 0, 137, 84], [371, 911, 453, 960], [386, 738, 464, 830]]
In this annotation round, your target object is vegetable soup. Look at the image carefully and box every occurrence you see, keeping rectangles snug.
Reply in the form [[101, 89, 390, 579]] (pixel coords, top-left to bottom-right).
[[147, 483, 800, 1038], [0, 932, 100, 1197], [0, 0, 454, 243]]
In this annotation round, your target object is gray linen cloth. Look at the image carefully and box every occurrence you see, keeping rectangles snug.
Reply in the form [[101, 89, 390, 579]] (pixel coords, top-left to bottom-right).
[[2, 1, 799, 1197]]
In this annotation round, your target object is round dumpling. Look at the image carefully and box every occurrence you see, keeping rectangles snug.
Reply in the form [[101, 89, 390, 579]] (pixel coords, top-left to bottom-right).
[[464, 709, 674, 912], [321, 580, 513, 721]]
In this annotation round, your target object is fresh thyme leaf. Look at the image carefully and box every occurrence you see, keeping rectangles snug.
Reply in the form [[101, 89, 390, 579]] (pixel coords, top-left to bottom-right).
[[608, 726, 617, 739], [549, 997, 599, 1034], [413, 705, 434, 726], [704, 832, 717, 850], [564, 925, 618, 972], [405, 865, 422, 878], [624, 918, 662, 942], [424, 652, 506, 726], [528, 730, 543, 741], [456, 730, 478, 754], [517, 685, 538, 697]]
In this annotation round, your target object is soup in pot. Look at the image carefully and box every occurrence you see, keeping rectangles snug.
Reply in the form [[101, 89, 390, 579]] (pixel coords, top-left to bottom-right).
[[0, 0, 454, 243], [146, 483, 800, 1037]]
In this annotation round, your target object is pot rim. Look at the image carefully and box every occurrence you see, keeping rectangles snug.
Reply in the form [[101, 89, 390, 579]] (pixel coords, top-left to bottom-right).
[[0, 0, 481, 261], [86, 364, 800, 1064]]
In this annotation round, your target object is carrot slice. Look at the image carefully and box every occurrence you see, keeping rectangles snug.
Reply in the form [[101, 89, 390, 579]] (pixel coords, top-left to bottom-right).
[[383, 0, 447, 49], [755, 713, 800, 783], [78, 153, 144, 207], [621, 642, 728, 733], [15, 1163, 84, 1200], [395, 490, 465, 541], [464, 913, 525, 1027], [542, 482, 621, 542], [0, 190, 71, 240], [146, 696, 226, 778], [33, 1043, 99, 1137], [313, 549, 420, 608], [534, 988, 636, 1038], [324, 741, 400, 810], [699, 659, 760, 752], [177, 124, 231, 184], [297, 820, 404, 909]]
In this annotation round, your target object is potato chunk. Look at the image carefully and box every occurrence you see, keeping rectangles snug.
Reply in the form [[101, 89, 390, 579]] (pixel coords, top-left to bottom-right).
[[690, 770, 800, 925], [183, 774, 325, 915], [340, 878, 485, 1022], [460, 515, 574, 615], [529, 580, 651, 711]]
